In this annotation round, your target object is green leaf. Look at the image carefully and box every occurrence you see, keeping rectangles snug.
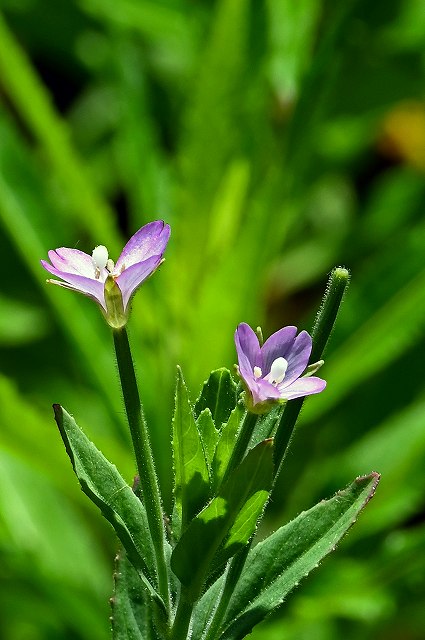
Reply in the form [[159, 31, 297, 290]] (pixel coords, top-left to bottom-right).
[[173, 367, 210, 533], [196, 408, 220, 468], [216, 473, 380, 639], [249, 404, 283, 448], [111, 548, 159, 640], [211, 403, 244, 490], [171, 440, 273, 601], [195, 368, 237, 430], [54, 405, 164, 611]]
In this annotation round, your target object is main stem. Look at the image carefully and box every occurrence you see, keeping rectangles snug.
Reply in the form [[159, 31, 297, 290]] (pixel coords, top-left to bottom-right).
[[204, 543, 251, 640], [113, 327, 170, 611], [221, 410, 258, 486], [171, 590, 193, 640]]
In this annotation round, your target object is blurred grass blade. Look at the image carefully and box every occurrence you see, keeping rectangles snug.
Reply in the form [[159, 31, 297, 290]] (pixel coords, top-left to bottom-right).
[[0, 171, 122, 429], [0, 11, 119, 251]]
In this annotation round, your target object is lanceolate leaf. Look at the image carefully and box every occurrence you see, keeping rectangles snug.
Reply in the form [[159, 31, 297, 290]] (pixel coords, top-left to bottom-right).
[[111, 548, 159, 640], [216, 473, 380, 640], [171, 440, 273, 601], [196, 407, 220, 468], [195, 368, 237, 429], [211, 403, 244, 490], [54, 405, 164, 610], [173, 367, 210, 533]]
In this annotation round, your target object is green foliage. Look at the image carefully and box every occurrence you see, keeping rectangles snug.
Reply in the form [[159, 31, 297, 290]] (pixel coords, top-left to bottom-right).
[[112, 550, 159, 640], [219, 474, 380, 639], [211, 403, 244, 490], [54, 405, 162, 609], [194, 474, 380, 639], [195, 368, 238, 429], [171, 439, 274, 600], [172, 367, 210, 534], [0, 0, 425, 637]]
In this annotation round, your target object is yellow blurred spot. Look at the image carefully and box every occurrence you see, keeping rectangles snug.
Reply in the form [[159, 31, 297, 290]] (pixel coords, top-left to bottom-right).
[[380, 101, 425, 171]]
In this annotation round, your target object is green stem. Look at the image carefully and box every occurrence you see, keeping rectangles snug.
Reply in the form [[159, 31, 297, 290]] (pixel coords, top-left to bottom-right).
[[112, 327, 170, 611], [204, 268, 349, 635], [171, 591, 193, 640], [273, 267, 350, 479], [221, 410, 258, 485], [310, 266, 350, 363], [204, 543, 251, 640]]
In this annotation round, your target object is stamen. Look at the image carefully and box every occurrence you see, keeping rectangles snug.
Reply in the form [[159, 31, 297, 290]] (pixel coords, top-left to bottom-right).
[[106, 258, 115, 273], [253, 366, 262, 379], [268, 357, 288, 384]]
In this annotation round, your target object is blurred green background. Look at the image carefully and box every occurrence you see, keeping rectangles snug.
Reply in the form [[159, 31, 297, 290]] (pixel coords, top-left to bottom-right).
[[1, 0, 425, 638]]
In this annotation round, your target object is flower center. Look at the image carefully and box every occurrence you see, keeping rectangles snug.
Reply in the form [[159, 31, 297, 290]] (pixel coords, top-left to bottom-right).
[[253, 357, 288, 386], [92, 246, 116, 278], [265, 357, 288, 385]]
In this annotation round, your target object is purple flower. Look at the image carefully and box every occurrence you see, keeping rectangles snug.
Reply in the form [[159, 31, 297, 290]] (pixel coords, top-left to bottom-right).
[[41, 220, 170, 327], [235, 323, 326, 413]]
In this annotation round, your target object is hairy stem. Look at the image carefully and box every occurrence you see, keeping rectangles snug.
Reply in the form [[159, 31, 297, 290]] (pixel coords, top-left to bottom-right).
[[113, 327, 170, 611], [171, 591, 193, 640], [221, 410, 258, 485], [273, 267, 350, 478]]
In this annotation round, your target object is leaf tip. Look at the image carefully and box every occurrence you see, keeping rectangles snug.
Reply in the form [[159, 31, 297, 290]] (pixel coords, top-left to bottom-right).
[[52, 403, 62, 423]]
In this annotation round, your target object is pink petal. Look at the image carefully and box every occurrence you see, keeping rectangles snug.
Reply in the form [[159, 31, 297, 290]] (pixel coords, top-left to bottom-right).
[[48, 248, 97, 278], [253, 379, 281, 405], [116, 254, 163, 310], [279, 376, 326, 401], [281, 330, 312, 386], [41, 260, 106, 309], [262, 326, 298, 374], [235, 323, 262, 382], [115, 221, 170, 272]]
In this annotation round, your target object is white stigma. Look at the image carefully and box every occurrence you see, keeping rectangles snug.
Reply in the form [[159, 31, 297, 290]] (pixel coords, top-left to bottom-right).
[[92, 245, 109, 271], [253, 366, 263, 379], [268, 357, 288, 385]]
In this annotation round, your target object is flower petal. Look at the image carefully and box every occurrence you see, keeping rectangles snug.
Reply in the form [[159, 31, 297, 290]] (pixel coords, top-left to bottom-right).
[[252, 378, 282, 405], [116, 254, 163, 310], [235, 323, 262, 381], [282, 330, 313, 385], [41, 260, 106, 309], [48, 248, 97, 278], [278, 376, 326, 401], [262, 326, 298, 374], [115, 221, 171, 272]]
